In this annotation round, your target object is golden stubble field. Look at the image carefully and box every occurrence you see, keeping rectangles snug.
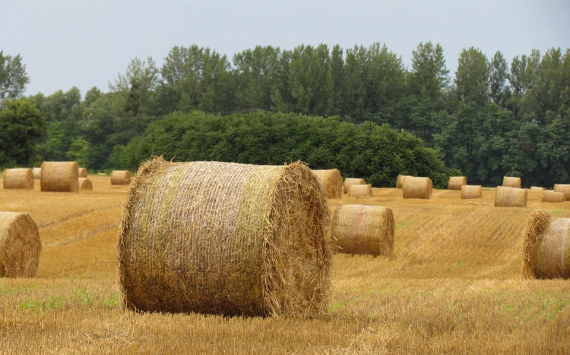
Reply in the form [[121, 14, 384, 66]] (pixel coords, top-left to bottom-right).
[[1, 176, 569, 354]]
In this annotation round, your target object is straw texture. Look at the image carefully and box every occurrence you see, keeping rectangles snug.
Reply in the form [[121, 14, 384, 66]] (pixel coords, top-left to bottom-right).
[[541, 190, 564, 203], [331, 204, 394, 256], [40, 161, 79, 192], [118, 157, 332, 317], [461, 185, 482, 199], [348, 184, 372, 198], [2, 168, 34, 190], [494, 186, 528, 207], [78, 168, 88, 178], [529, 186, 545, 192], [396, 174, 412, 189], [503, 176, 522, 188], [32, 168, 41, 179], [448, 176, 467, 190], [312, 169, 343, 199], [78, 178, 93, 191], [402, 177, 433, 199], [111, 170, 132, 185], [343, 178, 365, 194], [0, 212, 41, 277], [554, 184, 570, 201]]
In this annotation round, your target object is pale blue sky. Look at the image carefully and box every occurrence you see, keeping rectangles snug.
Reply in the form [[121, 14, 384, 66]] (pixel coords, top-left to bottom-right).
[[1, 0, 569, 97]]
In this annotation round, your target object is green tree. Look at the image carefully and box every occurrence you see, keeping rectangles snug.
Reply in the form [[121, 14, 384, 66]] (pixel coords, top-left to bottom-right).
[[0, 51, 30, 102], [488, 51, 510, 107], [66, 136, 90, 167], [455, 47, 489, 105], [409, 42, 450, 101]]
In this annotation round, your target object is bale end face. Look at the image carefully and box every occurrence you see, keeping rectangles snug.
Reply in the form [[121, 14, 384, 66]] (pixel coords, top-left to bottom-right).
[[79, 178, 93, 191], [0, 212, 41, 278], [312, 169, 343, 199]]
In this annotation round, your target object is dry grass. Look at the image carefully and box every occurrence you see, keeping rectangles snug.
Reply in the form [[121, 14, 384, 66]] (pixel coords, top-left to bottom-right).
[[1, 179, 569, 354]]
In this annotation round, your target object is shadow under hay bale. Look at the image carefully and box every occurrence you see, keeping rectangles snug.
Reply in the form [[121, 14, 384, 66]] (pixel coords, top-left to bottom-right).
[[502, 176, 522, 188], [396, 174, 412, 189], [402, 177, 432, 199], [522, 210, 570, 279], [343, 178, 365, 194], [312, 169, 343, 199], [32, 167, 41, 179], [111, 170, 131, 185], [2, 168, 34, 190], [78, 178, 93, 191], [448, 176, 467, 190], [554, 184, 570, 201], [348, 184, 372, 198], [331, 204, 394, 256], [461, 185, 482, 199], [541, 190, 564, 203], [118, 158, 332, 317], [40, 161, 79, 192], [494, 186, 528, 207], [78, 167, 88, 178], [0, 212, 41, 277]]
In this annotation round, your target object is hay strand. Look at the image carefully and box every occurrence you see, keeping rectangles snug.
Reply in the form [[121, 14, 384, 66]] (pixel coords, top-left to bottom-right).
[[2, 168, 34, 190], [554, 184, 570, 201], [343, 178, 366, 194], [40, 161, 79, 192], [494, 186, 528, 207], [312, 169, 343, 199], [402, 177, 432, 199], [448, 176, 467, 190], [503, 176, 522, 188], [396, 174, 412, 189], [111, 170, 132, 185], [78, 167, 88, 178], [461, 185, 482, 199], [32, 167, 41, 179], [348, 184, 372, 198], [78, 178, 93, 191], [0, 212, 41, 277]]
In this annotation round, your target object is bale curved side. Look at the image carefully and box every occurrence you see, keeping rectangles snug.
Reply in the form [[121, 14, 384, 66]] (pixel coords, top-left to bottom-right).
[[494, 186, 528, 207], [541, 190, 564, 203], [402, 177, 432, 199], [312, 169, 343, 199], [331, 204, 394, 256], [78, 168, 88, 178], [118, 158, 331, 317], [78, 178, 93, 191], [348, 184, 372, 198], [111, 170, 132, 185], [0, 212, 41, 277], [344, 178, 366, 194], [396, 174, 412, 189], [40, 162, 79, 192], [3, 169, 34, 190], [461, 185, 482, 199], [448, 176, 467, 190], [554, 184, 570, 201], [503, 176, 522, 188], [529, 186, 545, 192]]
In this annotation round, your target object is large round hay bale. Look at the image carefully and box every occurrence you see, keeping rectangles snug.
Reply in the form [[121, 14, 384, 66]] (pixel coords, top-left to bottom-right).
[[0, 212, 41, 277], [118, 158, 332, 317], [448, 176, 467, 190], [503, 176, 522, 188], [402, 177, 432, 199], [396, 174, 412, 189], [2, 168, 34, 190], [541, 190, 564, 203], [461, 185, 482, 199], [553, 184, 570, 201], [312, 169, 343, 199], [32, 168, 41, 179], [78, 167, 88, 178], [522, 210, 570, 279], [78, 178, 93, 191], [111, 170, 131, 185], [348, 184, 372, 198], [40, 161, 79, 192], [331, 204, 394, 256], [494, 186, 528, 207], [343, 178, 366, 194]]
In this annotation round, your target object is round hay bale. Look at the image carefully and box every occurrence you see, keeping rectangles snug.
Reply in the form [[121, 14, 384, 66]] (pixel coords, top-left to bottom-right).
[[2, 168, 34, 190], [40, 161, 79, 192], [541, 190, 564, 203], [494, 186, 528, 207], [78, 178, 93, 191], [522, 210, 570, 279], [402, 177, 432, 199], [461, 185, 482, 199], [32, 167, 41, 179], [343, 178, 366, 194], [348, 184, 372, 198], [78, 167, 88, 178], [331, 204, 394, 256], [529, 186, 545, 192], [503, 176, 522, 188], [111, 170, 132, 185], [553, 184, 570, 201], [448, 176, 467, 190], [396, 174, 412, 189], [312, 169, 343, 199], [0, 212, 41, 277], [118, 158, 332, 317]]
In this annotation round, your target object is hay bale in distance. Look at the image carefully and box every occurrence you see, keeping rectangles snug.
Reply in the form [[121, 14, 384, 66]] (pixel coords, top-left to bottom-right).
[[0, 212, 41, 277], [494, 186, 528, 207], [503, 176, 522, 188], [2, 168, 34, 190], [529, 186, 545, 192], [554, 184, 570, 201], [78, 178, 93, 191], [312, 169, 343, 199], [348, 184, 372, 198], [396, 174, 412, 189], [343, 178, 366, 194], [40, 161, 79, 192], [118, 158, 331, 317], [331, 204, 394, 256], [111, 170, 132, 185], [402, 177, 432, 199], [32, 167, 41, 179], [541, 190, 564, 203], [78, 167, 88, 178], [522, 210, 570, 279], [461, 185, 482, 199], [448, 176, 467, 190]]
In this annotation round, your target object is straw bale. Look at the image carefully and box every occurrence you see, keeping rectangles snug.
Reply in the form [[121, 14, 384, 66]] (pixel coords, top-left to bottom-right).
[[118, 157, 332, 317], [78, 178, 93, 191], [312, 169, 343, 199], [522, 210, 570, 279], [541, 190, 564, 203], [32, 168, 41, 179], [40, 161, 79, 192], [402, 177, 432, 199], [529, 186, 545, 192], [348, 184, 372, 198], [78, 167, 88, 178], [0, 212, 41, 277], [396, 174, 412, 189], [111, 170, 132, 185], [331, 204, 394, 256], [502, 176, 522, 188], [448, 176, 467, 190], [343, 178, 366, 194], [461, 185, 482, 199], [554, 184, 570, 201], [2, 168, 34, 190], [494, 186, 527, 207]]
